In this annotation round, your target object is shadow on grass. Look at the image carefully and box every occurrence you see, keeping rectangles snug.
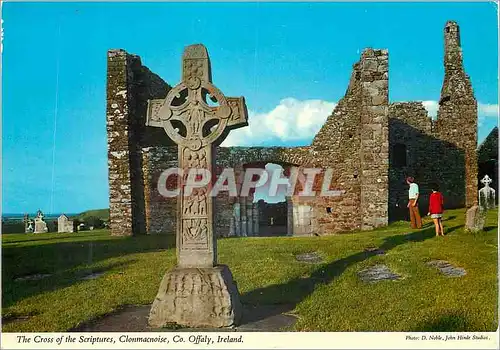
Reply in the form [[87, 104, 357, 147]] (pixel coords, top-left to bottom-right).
[[240, 226, 461, 327], [411, 311, 476, 331], [2, 260, 139, 310], [2, 234, 175, 308], [444, 224, 464, 235]]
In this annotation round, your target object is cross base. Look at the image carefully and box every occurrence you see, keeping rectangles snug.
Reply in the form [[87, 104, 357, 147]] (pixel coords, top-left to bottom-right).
[[148, 265, 242, 328]]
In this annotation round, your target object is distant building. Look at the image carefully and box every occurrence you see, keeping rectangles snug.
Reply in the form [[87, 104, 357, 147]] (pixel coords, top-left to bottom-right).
[[58, 214, 77, 233]]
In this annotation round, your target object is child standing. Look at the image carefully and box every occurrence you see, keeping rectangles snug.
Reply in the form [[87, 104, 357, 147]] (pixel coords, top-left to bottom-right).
[[428, 183, 444, 236]]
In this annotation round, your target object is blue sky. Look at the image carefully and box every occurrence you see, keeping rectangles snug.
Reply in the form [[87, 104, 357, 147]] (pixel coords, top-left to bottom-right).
[[2, 2, 498, 214]]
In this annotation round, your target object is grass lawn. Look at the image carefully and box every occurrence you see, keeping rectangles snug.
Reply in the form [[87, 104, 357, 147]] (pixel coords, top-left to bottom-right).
[[1, 208, 498, 332]]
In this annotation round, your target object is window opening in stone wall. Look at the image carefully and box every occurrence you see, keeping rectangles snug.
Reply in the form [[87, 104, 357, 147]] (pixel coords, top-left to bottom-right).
[[393, 143, 407, 167], [439, 95, 451, 105], [326, 207, 332, 213]]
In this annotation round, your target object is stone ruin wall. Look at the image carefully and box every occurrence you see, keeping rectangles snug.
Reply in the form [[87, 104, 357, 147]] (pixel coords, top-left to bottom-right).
[[387, 21, 477, 221], [358, 49, 390, 230], [106, 21, 477, 236], [434, 21, 478, 208], [106, 50, 173, 236], [388, 102, 466, 221], [141, 146, 178, 234], [310, 60, 363, 234]]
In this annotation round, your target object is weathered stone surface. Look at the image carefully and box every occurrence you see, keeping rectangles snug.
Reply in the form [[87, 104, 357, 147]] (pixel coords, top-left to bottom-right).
[[465, 175, 496, 232], [295, 252, 324, 264], [72, 304, 296, 332], [148, 265, 242, 328], [427, 260, 466, 277], [479, 175, 496, 210], [33, 209, 48, 234], [2, 314, 36, 326], [146, 44, 245, 328], [358, 265, 402, 283], [435, 21, 478, 210], [465, 205, 484, 232], [106, 49, 173, 236], [14, 273, 52, 282], [24, 214, 34, 233], [81, 272, 105, 280], [364, 247, 386, 255]]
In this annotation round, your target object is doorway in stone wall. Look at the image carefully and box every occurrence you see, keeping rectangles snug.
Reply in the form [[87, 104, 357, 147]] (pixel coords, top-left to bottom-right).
[[251, 162, 291, 237]]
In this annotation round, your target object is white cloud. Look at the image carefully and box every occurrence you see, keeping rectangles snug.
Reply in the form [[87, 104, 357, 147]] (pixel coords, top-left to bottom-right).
[[221, 98, 497, 146], [421, 100, 439, 118], [221, 98, 337, 146], [421, 101, 498, 122], [478, 103, 499, 117]]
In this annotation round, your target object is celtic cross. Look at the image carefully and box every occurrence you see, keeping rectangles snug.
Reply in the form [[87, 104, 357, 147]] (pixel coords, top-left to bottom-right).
[[146, 44, 248, 268], [480, 175, 492, 187]]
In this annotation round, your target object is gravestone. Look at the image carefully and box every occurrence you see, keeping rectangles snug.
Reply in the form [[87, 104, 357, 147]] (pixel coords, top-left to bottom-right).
[[33, 209, 48, 233], [465, 175, 495, 232], [146, 44, 248, 328], [426, 260, 466, 277], [358, 264, 402, 283], [295, 252, 324, 264], [24, 214, 34, 233], [479, 174, 496, 210]]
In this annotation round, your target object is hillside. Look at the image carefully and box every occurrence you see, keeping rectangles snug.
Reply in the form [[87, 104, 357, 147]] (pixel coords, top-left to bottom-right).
[[73, 209, 110, 222]]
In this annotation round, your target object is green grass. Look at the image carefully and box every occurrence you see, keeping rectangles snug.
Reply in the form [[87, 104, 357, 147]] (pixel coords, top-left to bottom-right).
[[2, 208, 498, 332]]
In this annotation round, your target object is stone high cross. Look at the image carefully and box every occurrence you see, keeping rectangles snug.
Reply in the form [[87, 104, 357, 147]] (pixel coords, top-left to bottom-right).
[[146, 44, 248, 267], [146, 44, 247, 328]]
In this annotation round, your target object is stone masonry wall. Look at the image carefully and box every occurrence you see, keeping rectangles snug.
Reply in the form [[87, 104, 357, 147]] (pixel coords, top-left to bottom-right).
[[388, 102, 433, 221], [106, 49, 172, 236], [106, 50, 134, 236], [359, 49, 389, 230], [309, 59, 363, 234], [434, 21, 478, 208], [142, 146, 178, 234], [388, 102, 465, 222]]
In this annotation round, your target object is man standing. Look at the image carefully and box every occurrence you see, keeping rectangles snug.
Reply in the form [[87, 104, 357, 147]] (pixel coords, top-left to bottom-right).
[[406, 176, 422, 229]]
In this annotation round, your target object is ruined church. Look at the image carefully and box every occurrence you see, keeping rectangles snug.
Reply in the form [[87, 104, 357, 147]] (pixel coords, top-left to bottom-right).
[[106, 21, 477, 237]]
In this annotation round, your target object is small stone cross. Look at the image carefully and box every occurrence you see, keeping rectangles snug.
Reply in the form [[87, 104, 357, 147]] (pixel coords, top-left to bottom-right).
[[479, 174, 496, 211], [146, 44, 248, 268]]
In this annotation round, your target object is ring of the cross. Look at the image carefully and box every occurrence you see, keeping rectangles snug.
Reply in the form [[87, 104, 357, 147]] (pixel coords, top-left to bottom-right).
[[161, 81, 233, 151]]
